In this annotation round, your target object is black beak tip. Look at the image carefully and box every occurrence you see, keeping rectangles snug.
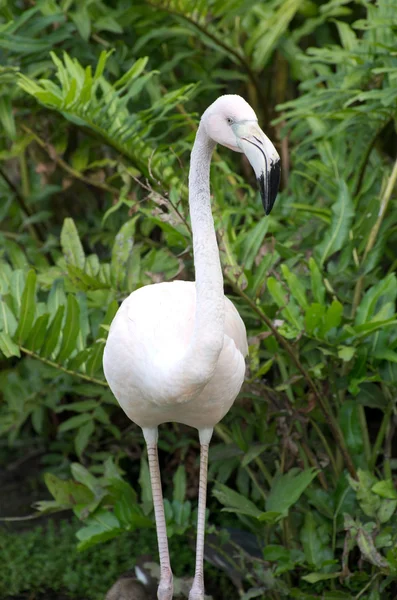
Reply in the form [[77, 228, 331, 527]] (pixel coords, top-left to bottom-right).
[[258, 159, 281, 215]]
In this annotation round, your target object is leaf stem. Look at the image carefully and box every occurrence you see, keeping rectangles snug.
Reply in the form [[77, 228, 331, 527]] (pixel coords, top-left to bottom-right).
[[20, 346, 108, 387]]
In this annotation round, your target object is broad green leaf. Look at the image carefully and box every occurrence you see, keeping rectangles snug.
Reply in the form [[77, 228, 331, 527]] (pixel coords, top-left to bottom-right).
[[67, 264, 107, 291], [315, 181, 354, 265], [291, 202, 331, 221], [305, 487, 334, 520], [241, 444, 268, 467], [56, 400, 98, 413], [372, 480, 397, 500], [76, 509, 122, 551], [300, 512, 333, 568], [111, 218, 137, 289], [0, 95, 16, 139], [102, 300, 119, 328], [58, 413, 92, 433], [281, 264, 308, 309], [31, 406, 44, 435], [250, 358, 274, 382], [61, 217, 85, 269], [305, 303, 326, 335], [24, 313, 50, 352], [44, 472, 93, 508], [93, 49, 113, 80], [67, 348, 91, 371], [85, 254, 100, 277], [213, 483, 262, 518], [139, 456, 153, 513], [113, 483, 152, 530], [0, 261, 12, 293], [257, 511, 283, 523], [339, 318, 397, 342], [15, 269, 36, 343], [0, 298, 18, 336], [309, 258, 325, 304], [0, 331, 20, 358], [377, 498, 397, 524], [92, 406, 110, 425], [348, 469, 380, 518], [41, 305, 65, 357], [302, 572, 341, 583], [262, 545, 291, 561], [355, 274, 397, 326], [356, 526, 388, 568], [239, 218, 269, 271], [266, 468, 318, 516], [5, 242, 28, 271], [338, 346, 356, 362], [71, 464, 105, 504], [218, 224, 248, 289], [9, 269, 25, 315], [335, 19, 357, 51], [114, 56, 149, 89], [173, 465, 186, 504], [86, 341, 105, 376], [322, 300, 343, 335], [70, 7, 91, 41], [267, 276, 286, 307], [47, 278, 67, 318], [75, 420, 95, 458], [76, 292, 89, 351], [268, 277, 303, 329], [339, 401, 364, 461], [56, 294, 80, 363]]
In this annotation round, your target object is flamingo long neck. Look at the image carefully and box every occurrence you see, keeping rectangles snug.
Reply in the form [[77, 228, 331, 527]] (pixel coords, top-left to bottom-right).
[[186, 123, 225, 378]]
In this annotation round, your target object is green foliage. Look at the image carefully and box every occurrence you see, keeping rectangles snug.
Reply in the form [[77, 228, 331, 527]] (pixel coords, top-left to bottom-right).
[[0, 0, 397, 598], [18, 50, 194, 193], [0, 520, 194, 599]]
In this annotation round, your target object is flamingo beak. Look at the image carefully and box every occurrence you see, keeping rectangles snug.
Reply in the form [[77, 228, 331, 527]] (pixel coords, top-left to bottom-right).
[[233, 121, 281, 215]]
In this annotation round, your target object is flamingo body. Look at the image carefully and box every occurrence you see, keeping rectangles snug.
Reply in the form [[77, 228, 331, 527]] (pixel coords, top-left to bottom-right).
[[103, 280, 247, 430]]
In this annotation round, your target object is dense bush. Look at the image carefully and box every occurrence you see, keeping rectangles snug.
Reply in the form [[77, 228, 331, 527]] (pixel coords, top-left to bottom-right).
[[0, 1, 396, 598]]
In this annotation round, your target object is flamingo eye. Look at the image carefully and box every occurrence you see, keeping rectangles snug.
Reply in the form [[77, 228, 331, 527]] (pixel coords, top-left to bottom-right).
[[226, 117, 233, 125]]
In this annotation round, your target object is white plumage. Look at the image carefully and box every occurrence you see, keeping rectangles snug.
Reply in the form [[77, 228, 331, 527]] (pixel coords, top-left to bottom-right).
[[103, 95, 280, 600], [104, 281, 247, 429]]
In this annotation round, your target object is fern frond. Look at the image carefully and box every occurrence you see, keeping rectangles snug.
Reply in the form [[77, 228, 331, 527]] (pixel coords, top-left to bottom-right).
[[18, 50, 195, 194]]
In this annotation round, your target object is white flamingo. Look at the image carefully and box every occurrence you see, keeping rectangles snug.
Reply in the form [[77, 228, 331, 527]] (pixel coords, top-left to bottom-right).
[[103, 95, 280, 600]]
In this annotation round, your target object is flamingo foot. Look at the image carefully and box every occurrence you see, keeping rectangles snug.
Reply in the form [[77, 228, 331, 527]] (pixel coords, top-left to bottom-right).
[[157, 568, 173, 600], [188, 577, 205, 600]]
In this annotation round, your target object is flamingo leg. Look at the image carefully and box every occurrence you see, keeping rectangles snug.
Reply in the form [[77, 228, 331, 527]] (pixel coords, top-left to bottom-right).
[[143, 428, 173, 600], [189, 427, 213, 600]]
